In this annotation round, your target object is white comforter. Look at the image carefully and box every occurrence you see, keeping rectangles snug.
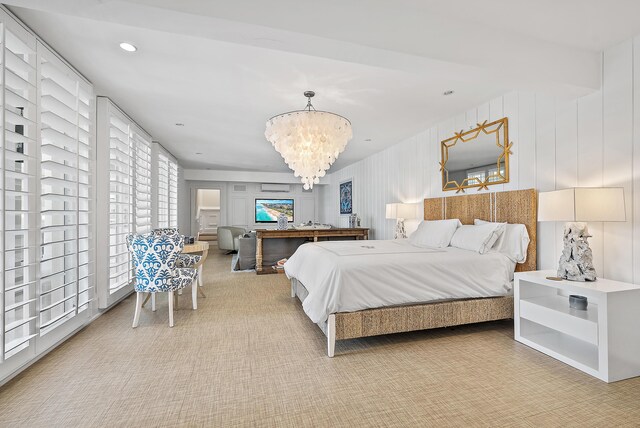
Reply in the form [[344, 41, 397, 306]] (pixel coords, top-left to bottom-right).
[[284, 239, 516, 324]]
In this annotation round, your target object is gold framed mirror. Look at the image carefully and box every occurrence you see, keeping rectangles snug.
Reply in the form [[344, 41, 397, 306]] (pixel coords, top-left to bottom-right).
[[440, 117, 511, 192]]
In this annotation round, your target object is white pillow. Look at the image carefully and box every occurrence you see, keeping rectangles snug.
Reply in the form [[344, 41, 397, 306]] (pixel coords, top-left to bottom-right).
[[449, 224, 505, 254], [410, 219, 461, 248], [474, 219, 530, 263]]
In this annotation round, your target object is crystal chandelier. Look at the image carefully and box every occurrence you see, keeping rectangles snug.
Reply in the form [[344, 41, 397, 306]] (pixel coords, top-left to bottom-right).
[[265, 91, 353, 189]]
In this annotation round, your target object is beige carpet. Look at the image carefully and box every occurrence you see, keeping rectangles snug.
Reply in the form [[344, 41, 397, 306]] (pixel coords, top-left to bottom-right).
[[1, 251, 639, 427]]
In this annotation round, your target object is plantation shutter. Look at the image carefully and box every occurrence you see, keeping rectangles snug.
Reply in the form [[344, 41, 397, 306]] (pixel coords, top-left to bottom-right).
[[132, 128, 152, 234], [157, 153, 169, 229], [38, 43, 95, 337], [108, 113, 133, 294], [168, 159, 178, 228], [2, 23, 38, 359]]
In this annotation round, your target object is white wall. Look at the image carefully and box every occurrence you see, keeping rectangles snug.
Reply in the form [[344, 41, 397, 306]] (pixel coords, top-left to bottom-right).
[[178, 165, 190, 234], [197, 189, 220, 209], [320, 36, 640, 284], [185, 180, 319, 235]]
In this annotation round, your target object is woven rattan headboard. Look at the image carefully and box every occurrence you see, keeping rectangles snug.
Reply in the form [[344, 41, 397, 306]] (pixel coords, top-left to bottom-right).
[[424, 188, 537, 272]]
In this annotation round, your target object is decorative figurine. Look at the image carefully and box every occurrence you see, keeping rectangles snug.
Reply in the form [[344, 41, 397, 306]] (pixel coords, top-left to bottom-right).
[[557, 222, 597, 281]]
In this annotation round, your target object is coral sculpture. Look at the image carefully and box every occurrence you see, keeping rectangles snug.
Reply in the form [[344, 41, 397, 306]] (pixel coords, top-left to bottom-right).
[[557, 222, 597, 281]]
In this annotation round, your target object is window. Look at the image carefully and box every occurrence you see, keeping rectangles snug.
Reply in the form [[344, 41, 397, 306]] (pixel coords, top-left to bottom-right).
[[132, 130, 152, 233], [487, 166, 506, 183], [466, 170, 485, 184], [169, 159, 178, 228], [157, 152, 179, 229], [3, 25, 38, 360], [0, 15, 96, 374], [97, 97, 155, 309], [39, 46, 94, 335], [108, 113, 133, 295], [157, 153, 169, 228]]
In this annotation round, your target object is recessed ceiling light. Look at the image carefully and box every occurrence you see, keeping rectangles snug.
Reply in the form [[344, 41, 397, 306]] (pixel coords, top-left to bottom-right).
[[195, 152, 203, 155], [175, 123, 185, 126], [443, 90, 454, 96], [119, 42, 137, 52]]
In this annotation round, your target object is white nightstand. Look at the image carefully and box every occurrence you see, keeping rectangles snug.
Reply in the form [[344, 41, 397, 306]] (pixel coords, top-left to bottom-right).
[[514, 270, 640, 382]]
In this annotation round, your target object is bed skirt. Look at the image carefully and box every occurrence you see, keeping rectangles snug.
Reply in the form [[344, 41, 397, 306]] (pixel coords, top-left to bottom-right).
[[291, 278, 513, 346]]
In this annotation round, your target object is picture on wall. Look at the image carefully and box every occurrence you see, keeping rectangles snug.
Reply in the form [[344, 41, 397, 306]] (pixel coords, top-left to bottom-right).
[[339, 179, 353, 215]]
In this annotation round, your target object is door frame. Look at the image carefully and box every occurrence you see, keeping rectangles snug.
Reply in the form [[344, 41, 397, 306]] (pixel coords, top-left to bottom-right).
[[189, 184, 226, 236]]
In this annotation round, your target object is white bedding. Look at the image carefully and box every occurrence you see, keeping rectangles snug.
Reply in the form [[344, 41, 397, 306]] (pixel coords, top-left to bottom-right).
[[284, 239, 516, 324]]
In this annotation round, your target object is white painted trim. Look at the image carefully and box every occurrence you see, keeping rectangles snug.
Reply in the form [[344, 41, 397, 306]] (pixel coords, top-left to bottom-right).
[[184, 169, 329, 185]]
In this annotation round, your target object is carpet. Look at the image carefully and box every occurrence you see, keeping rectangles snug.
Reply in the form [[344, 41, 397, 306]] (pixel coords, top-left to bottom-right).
[[230, 253, 254, 273], [1, 251, 639, 427]]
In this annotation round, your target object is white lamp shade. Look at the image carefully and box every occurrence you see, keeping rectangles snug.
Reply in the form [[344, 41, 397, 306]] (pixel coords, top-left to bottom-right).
[[538, 187, 626, 222], [385, 203, 397, 219], [385, 203, 416, 220]]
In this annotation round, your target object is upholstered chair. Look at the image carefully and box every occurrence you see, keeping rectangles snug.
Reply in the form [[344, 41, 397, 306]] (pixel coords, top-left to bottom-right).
[[151, 228, 204, 293], [151, 228, 202, 269], [217, 226, 246, 253], [126, 232, 198, 327]]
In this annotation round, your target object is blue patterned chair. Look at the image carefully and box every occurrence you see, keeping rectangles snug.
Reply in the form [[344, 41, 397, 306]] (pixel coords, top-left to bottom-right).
[[151, 228, 202, 269], [126, 232, 198, 327], [151, 228, 205, 297]]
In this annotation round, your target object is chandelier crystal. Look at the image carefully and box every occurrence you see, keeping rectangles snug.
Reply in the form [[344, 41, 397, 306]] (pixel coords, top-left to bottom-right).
[[265, 91, 352, 189]]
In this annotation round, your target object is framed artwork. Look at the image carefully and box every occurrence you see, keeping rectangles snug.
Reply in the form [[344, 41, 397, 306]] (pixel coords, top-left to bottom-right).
[[339, 179, 353, 215]]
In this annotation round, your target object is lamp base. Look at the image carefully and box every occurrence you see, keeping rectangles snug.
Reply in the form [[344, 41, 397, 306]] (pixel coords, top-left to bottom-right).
[[394, 219, 407, 239], [557, 222, 597, 282]]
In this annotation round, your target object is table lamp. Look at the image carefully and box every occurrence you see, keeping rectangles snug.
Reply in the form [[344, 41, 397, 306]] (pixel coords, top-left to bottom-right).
[[538, 187, 625, 281], [386, 203, 416, 239]]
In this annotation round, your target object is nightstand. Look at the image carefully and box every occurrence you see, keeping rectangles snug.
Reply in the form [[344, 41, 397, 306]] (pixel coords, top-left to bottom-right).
[[514, 270, 640, 382]]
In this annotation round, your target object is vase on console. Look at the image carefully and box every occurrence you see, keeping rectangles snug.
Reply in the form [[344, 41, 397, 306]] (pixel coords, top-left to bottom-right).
[[277, 213, 288, 230]]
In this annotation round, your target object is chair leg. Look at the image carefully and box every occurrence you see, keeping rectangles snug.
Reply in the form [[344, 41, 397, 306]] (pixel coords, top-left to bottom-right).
[[168, 291, 174, 327], [197, 265, 206, 298], [151, 293, 156, 312], [192, 279, 197, 310], [132, 292, 143, 328]]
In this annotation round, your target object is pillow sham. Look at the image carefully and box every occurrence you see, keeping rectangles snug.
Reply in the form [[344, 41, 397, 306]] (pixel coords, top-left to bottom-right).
[[474, 219, 530, 263], [409, 219, 461, 248], [449, 223, 505, 254]]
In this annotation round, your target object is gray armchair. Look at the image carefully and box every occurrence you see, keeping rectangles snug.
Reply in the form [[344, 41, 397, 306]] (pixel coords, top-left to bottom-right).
[[217, 226, 246, 253]]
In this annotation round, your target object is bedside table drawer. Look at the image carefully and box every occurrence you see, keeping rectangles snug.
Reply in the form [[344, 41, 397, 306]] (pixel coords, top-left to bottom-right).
[[520, 296, 598, 345]]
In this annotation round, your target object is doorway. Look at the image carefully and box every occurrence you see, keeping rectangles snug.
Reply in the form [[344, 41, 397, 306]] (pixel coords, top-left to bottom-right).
[[195, 189, 221, 242]]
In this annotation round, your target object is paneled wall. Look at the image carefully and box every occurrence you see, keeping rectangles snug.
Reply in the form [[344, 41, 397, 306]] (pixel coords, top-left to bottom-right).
[[184, 180, 318, 235], [320, 36, 640, 284]]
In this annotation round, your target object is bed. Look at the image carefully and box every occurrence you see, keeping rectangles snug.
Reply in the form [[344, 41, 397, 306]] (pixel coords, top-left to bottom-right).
[[286, 188, 537, 357]]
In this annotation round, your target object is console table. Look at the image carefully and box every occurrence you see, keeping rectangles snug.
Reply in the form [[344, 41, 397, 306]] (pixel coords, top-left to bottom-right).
[[255, 228, 369, 274]]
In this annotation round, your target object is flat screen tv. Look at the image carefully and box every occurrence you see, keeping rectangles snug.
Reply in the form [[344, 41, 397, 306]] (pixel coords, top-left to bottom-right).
[[255, 198, 294, 223]]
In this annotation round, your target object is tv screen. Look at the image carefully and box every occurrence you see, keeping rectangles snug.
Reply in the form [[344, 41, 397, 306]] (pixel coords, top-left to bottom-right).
[[255, 199, 294, 223]]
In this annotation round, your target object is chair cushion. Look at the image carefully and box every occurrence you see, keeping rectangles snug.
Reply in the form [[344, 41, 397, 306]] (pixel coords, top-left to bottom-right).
[[176, 254, 202, 268], [171, 268, 198, 290]]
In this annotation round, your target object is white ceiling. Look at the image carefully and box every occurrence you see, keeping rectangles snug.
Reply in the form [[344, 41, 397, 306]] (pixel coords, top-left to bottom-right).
[[7, 1, 640, 173]]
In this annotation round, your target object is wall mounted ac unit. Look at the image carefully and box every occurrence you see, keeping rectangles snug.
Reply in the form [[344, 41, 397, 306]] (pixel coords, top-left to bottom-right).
[[261, 183, 290, 192]]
